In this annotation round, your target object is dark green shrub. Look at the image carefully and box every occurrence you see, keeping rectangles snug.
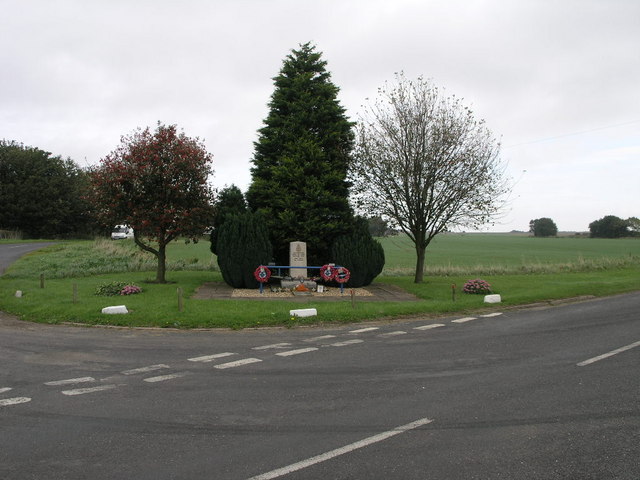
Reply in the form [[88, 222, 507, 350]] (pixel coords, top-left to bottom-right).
[[94, 281, 128, 296], [216, 212, 273, 288], [210, 184, 247, 255], [330, 217, 385, 287]]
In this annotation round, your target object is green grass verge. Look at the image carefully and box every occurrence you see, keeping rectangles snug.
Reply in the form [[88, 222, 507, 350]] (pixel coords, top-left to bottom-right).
[[2, 268, 639, 330], [1, 236, 638, 329]]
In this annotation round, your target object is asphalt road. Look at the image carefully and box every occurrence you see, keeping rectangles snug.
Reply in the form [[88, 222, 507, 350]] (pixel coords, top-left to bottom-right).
[[0, 242, 56, 274], [1, 292, 639, 479]]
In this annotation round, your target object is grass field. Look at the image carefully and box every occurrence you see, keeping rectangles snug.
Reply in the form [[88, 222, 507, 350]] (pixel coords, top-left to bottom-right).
[[380, 233, 640, 274], [1, 234, 638, 329]]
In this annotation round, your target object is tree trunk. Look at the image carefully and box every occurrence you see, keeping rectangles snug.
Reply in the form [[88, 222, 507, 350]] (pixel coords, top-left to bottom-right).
[[156, 242, 167, 283], [414, 245, 426, 283]]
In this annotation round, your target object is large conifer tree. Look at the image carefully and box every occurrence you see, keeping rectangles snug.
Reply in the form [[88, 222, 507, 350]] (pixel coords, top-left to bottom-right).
[[246, 42, 355, 266]]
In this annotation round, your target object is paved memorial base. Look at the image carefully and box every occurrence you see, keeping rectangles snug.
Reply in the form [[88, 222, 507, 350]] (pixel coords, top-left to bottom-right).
[[193, 282, 420, 302]]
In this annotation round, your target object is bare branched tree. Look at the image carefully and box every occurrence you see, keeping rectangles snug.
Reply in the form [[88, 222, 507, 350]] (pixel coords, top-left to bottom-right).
[[351, 74, 510, 283]]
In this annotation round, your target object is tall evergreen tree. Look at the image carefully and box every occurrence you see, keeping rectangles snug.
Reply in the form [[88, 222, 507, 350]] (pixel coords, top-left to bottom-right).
[[246, 42, 355, 266]]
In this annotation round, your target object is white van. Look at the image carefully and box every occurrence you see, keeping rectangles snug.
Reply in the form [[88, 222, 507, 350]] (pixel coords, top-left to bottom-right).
[[111, 225, 134, 240]]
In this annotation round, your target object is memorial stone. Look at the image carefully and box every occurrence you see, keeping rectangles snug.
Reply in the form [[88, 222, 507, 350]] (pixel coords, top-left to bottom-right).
[[289, 241, 307, 279]]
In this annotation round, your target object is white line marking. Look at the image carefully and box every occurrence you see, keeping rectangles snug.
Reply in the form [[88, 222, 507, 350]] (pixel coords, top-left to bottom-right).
[[349, 327, 379, 333], [304, 335, 336, 342], [452, 317, 477, 324], [252, 343, 291, 350], [121, 364, 170, 375], [62, 384, 117, 396], [214, 358, 263, 369], [247, 417, 434, 480], [188, 352, 236, 362], [44, 377, 95, 386], [276, 348, 319, 357], [144, 373, 188, 383], [0, 397, 31, 407], [414, 324, 445, 330], [331, 339, 364, 347], [480, 312, 503, 318], [378, 331, 407, 337], [0, 387, 13, 394], [577, 340, 640, 367]]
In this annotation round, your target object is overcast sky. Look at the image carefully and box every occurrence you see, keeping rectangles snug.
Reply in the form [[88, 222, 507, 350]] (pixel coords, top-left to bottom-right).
[[2, 0, 638, 232]]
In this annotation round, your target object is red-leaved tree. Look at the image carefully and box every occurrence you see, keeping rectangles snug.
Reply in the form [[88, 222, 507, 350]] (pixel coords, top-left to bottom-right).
[[89, 122, 214, 283]]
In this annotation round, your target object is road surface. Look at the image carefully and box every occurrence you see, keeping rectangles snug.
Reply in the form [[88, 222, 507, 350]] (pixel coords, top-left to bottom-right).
[[1, 292, 639, 479], [0, 242, 56, 274]]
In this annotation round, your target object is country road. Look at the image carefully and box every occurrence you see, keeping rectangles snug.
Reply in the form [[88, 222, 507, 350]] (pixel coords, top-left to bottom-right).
[[1, 292, 639, 479], [0, 242, 56, 275]]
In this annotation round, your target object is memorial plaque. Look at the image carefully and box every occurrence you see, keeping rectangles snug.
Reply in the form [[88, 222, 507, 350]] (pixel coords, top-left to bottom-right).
[[289, 241, 307, 279]]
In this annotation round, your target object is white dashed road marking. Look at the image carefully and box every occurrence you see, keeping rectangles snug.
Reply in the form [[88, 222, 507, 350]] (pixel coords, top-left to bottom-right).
[[451, 317, 477, 324], [44, 377, 95, 386], [349, 327, 379, 333], [0, 397, 31, 407], [247, 417, 434, 480], [122, 364, 170, 375], [252, 343, 291, 350], [577, 340, 640, 367], [331, 339, 364, 347], [62, 384, 117, 396], [143, 373, 188, 383], [414, 324, 445, 330], [214, 358, 263, 369], [379, 331, 407, 337], [188, 352, 236, 362], [276, 348, 319, 357], [7, 309, 508, 406]]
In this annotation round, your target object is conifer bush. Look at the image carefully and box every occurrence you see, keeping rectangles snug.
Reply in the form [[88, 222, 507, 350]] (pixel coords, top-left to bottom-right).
[[216, 212, 273, 289], [330, 217, 385, 287]]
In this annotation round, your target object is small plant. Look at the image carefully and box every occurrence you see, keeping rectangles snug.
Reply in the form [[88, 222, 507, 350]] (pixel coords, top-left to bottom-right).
[[95, 281, 142, 296], [462, 278, 492, 295], [120, 285, 142, 295], [95, 281, 128, 296]]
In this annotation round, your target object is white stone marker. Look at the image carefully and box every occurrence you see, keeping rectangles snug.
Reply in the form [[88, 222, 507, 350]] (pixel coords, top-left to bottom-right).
[[484, 294, 502, 303], [101, 305, 129, 314], [289, 241, 307, 279], [290, 308, 317, 318]]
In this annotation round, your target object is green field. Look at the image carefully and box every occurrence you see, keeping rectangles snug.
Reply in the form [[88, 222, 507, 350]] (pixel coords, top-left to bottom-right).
[[0, 234, 638, 329], [380, 233, 640, 274]]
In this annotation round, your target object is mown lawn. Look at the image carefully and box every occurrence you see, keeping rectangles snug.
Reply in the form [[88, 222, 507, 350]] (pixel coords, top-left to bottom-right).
[[1, 234, 638, 329]]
